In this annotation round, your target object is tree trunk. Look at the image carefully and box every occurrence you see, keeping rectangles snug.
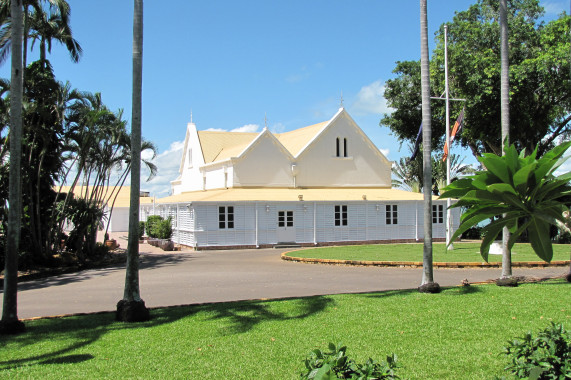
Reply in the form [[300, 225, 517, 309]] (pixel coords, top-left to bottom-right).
[[117, 0, 149, 322], [419, 0, 437, 289], [500, 0, 512, 279], [1, 0, 25, 334]]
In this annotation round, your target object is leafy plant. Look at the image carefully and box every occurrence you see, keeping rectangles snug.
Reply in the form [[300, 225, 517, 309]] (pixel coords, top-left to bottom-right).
[[502, 322, 571, 379], [300, 342, 399, 379], [440, 142, 571, 262], [156, 218, 173, 240], [146, 215, 163, 238]]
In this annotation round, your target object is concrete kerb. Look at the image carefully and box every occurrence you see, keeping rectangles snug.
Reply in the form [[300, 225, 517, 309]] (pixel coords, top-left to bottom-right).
[[281, 250, 571, 268]]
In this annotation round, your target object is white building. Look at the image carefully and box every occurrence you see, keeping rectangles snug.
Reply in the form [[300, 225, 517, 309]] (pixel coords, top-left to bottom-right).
[[144, 108, 459, 249]]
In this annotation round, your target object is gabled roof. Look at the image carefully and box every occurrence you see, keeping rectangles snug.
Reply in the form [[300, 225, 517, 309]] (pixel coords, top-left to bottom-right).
[[196, 120, 329, 165], [193, 108, 390, 166]]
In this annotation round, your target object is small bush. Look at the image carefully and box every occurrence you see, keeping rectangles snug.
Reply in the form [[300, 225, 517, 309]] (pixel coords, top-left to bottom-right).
[[502, 322, 571, 379], [557, 230, 571, 244], [146, 215, 163, 238], [139, 221, 145, 239], [462, 225, 482, 240], [300, 342, 399, 379], [156, 218, 173, 240]]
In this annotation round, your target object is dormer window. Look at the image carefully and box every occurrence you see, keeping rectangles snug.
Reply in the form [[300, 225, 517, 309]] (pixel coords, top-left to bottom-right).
[[336, 137, 348, 158]]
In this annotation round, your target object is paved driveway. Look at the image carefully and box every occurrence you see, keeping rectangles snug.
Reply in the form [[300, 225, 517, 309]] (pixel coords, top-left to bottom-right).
[[2, 244, 567, 319]]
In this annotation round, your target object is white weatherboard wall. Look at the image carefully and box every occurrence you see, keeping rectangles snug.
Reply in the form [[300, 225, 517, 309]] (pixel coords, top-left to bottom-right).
[[151, 200, 460, 249]]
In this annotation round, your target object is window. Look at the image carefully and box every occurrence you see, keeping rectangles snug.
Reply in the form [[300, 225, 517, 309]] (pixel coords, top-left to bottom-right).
[[432, 204, 444, 224], [187, 148, 192, 168], [278, 211, 294, 227], [386, 204, 398, 225], [218, 206, 234, 229], [335, 205, 348, 226], [336, 137, 348, 157]]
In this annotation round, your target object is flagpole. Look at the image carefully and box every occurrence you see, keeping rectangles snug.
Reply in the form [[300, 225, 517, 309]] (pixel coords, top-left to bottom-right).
[[444, 25, 453, 250]]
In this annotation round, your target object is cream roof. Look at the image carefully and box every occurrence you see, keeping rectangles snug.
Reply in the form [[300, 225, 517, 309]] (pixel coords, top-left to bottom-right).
[[198, 131, 259, 163], [57, 186, 154, 208], [274, 121, 328, 157], [197, 120, 328, 164], [156, 187, 442, 204]]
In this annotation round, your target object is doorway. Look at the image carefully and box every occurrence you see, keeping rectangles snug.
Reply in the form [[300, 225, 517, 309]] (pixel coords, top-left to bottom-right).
[[277, 210, 295, 243]]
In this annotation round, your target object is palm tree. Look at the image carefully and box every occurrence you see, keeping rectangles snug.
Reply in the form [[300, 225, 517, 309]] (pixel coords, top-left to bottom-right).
[[0, 0, 81, 68], [1, 0, 25, 334], [500, 0, 512, 280], [393, 152, 473, 195], [116, 0, 149, 322], [419, 0, 438, 291]]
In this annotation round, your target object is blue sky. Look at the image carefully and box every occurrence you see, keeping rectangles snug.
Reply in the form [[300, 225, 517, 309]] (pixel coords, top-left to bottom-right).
[[1, 0, 568, 197]]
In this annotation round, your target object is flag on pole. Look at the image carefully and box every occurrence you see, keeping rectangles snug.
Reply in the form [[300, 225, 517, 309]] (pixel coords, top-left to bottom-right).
[[442, 107, 465, 161], [409, 122, 423, 162]]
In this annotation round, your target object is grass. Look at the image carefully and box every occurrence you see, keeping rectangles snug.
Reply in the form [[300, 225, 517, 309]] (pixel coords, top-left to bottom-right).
[[286, 242, 571, 263], [1, 280, 570, 379]]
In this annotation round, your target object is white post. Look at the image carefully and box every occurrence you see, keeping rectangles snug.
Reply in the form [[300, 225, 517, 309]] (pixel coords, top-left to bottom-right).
[[444, 25, 454, 250]]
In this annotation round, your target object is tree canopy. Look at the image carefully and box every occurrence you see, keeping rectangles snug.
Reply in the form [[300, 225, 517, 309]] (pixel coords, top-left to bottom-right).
[[381, 0, 570, 159]]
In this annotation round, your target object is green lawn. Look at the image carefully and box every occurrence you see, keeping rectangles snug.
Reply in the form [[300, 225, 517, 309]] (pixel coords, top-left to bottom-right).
[[1, 280, 570, 379], [286, 242, 571, 263]]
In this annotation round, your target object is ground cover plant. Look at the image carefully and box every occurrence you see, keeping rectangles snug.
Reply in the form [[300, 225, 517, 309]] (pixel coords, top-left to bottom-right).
[[285, 242, 570, 263], [0, 280, 569, 379]]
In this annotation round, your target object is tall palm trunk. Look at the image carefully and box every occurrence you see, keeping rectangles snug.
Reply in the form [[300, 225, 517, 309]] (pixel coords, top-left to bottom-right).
[[500, 0, 512, 279], [1, 0, 25, 334], [116, 0, 149, 322], [419, 0, 436, 288]]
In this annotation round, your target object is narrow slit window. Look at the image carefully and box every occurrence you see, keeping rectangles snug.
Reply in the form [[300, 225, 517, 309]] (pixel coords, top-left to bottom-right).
[[335, 205, 348, 226]]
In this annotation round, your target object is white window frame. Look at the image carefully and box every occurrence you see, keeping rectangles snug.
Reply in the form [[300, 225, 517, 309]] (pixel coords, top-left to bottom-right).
[[386, 204, 398, 225], [432, 204, 444, 224], [218, 206, 234, 229], [335, 205, 348, 226]]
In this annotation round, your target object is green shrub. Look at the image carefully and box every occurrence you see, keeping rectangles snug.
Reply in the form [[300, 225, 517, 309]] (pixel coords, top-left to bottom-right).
[[139, 221, 145, 239], [502, 322, 571, 379], [146, 215, 163, 238], [557, 230, 571, 244], [156, 218, 173, 240], [300, 342, 399, 379]]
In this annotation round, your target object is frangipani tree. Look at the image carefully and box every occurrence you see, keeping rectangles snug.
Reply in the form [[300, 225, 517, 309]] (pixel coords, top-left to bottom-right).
[[440, 142, 571, 263]]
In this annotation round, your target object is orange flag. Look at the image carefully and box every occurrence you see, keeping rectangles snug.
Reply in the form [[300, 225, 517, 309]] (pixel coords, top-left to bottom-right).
[[442, 107, 465, 162]]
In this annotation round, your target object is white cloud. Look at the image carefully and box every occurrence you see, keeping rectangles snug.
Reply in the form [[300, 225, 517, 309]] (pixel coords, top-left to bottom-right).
[[205, 124, 260, 133], [139, 140, 184, 198], [271, 122, 286, 134], [351, 80, 392, 116], [232, 124, 259, 133], [380, 148, 390, 157]]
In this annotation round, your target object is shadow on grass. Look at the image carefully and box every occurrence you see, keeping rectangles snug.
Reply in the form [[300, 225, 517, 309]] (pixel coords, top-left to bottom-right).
[[205, 295, 335, 334], [0, 295, 334, 371], [361, 284, 484, 300]]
